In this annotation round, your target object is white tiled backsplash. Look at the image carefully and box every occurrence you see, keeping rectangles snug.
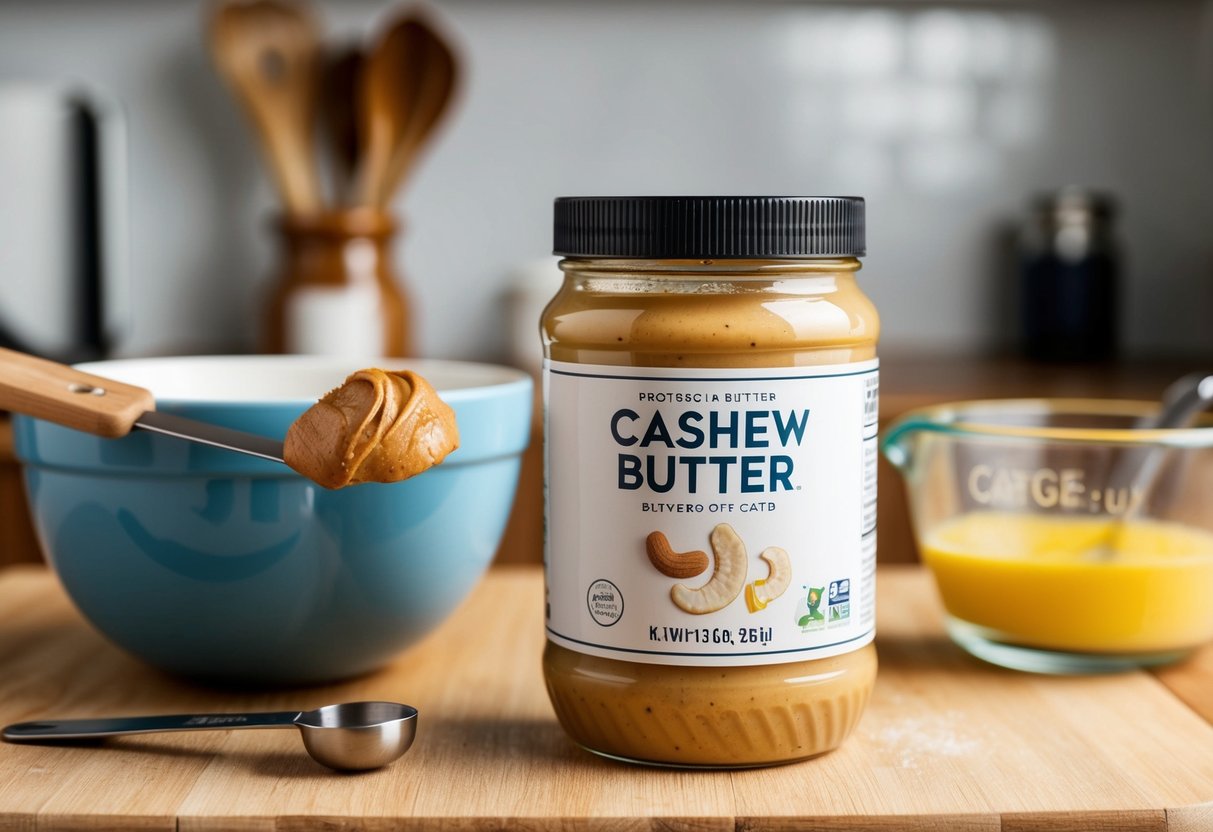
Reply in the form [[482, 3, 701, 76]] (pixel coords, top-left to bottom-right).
[[0, 0, 1210, 361]]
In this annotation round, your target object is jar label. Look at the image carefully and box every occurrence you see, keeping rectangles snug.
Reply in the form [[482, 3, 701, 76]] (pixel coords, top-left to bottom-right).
[[544, 359, 879, 667]]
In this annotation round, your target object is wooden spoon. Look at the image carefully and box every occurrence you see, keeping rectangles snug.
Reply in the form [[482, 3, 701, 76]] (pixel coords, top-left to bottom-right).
[[319, 43, 365, 202], [209, 0, 323, 216], [355, 13, 459, 208], [381, 14, 458, 200]]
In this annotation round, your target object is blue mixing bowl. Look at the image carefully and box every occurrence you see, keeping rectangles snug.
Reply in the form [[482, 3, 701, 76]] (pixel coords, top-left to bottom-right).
[[13, 356, 532, 684]]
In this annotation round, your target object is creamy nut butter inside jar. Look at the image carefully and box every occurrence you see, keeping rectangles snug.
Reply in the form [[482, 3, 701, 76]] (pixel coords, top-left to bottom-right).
[[541, 196, 880, 767]]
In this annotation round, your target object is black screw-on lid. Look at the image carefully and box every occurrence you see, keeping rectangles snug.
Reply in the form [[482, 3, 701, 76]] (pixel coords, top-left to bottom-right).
[[553, 196, 865, 259]]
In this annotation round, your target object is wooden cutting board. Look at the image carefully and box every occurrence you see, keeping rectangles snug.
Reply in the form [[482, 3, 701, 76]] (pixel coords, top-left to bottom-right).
[[0, 564, 1210, 831]]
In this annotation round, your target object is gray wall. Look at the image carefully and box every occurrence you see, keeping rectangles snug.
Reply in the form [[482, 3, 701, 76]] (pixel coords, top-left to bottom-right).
[[1, 0, 1211, 361]]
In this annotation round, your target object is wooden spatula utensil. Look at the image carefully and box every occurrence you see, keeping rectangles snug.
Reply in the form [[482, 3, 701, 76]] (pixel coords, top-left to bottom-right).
[[0, 347, 284, 462]]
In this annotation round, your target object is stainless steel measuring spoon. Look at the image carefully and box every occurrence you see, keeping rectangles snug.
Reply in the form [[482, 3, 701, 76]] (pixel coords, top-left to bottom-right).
[[2, 701, 417, 771]]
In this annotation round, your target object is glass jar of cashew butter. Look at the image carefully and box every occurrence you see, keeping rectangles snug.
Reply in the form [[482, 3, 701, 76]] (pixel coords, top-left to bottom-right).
[[541, 196, 879, 767]]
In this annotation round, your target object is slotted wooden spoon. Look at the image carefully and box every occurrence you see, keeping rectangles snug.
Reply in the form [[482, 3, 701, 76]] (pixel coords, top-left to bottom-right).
[[209, 0, 324, 216]]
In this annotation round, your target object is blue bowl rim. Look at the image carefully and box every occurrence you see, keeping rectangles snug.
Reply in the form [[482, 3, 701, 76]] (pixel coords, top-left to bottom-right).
[[14, 356, 533, 475], [68, 355, 533, 408]]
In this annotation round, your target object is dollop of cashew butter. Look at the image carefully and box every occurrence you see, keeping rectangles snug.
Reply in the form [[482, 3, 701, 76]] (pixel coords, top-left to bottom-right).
[[283, 368, 459, 489]]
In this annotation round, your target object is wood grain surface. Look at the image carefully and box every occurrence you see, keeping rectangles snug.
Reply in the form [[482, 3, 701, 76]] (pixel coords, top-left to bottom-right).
[[0, 565, 1210, 831]]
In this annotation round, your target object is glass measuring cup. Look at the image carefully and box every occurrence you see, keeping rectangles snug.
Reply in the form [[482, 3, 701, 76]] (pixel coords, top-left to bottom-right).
[[882, 399, 1213, 673]]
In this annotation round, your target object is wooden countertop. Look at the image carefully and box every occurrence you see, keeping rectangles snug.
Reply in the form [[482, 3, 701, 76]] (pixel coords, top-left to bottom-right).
[[0, 565, 1211, 830]]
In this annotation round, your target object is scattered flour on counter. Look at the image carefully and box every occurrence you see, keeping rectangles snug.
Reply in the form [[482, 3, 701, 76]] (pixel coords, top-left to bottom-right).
[[874, 710, 983, 770]]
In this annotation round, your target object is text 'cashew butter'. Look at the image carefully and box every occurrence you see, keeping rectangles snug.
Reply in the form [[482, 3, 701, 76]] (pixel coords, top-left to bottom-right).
[[541, 196, 880, 767]]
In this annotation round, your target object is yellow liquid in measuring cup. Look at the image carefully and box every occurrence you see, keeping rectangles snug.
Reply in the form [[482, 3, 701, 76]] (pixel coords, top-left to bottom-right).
[[923, 513, 1213, 653]]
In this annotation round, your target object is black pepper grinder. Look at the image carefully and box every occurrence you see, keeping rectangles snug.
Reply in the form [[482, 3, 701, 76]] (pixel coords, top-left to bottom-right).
[[1019, 188, 1120, 362]]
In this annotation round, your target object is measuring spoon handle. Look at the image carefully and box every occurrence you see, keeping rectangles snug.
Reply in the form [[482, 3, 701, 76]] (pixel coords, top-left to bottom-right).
[[2, 710, 301, 742]]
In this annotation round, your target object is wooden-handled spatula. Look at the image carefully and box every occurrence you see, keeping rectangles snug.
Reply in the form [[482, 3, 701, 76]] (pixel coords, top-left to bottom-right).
[[0, 347, 285, 462]]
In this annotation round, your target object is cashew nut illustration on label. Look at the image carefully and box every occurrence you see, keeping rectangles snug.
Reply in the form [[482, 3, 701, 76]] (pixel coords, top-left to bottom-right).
[[670, 523, 749, 615], [646, 531, 709, 579], [744, 547, 792, 613]]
